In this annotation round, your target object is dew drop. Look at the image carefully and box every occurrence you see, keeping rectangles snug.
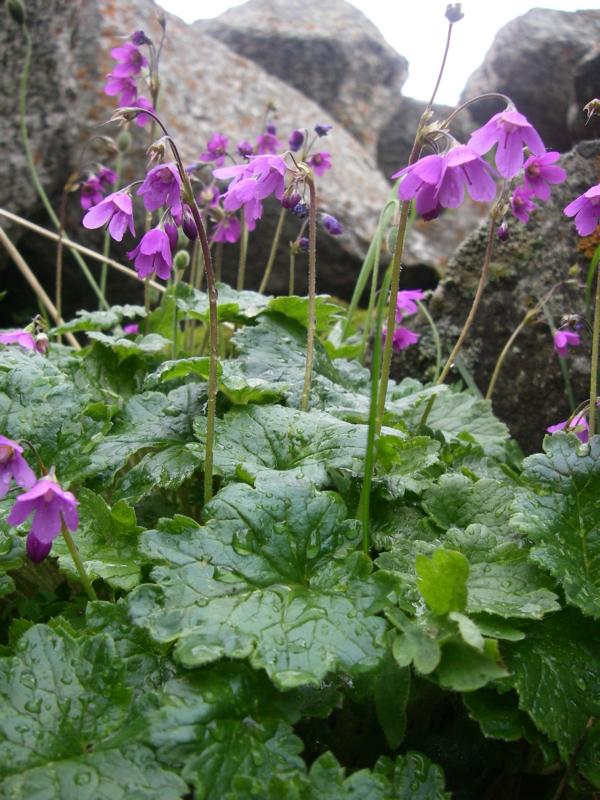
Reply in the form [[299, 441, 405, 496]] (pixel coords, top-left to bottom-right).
[[75, 771, 92, 786], [20, 672, 36, 690]]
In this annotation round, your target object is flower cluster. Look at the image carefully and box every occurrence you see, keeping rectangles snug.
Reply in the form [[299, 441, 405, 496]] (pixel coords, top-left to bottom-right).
[[1, 437, 78, 563], [383, 289, 425, 353], [103, 32, 154, 127]]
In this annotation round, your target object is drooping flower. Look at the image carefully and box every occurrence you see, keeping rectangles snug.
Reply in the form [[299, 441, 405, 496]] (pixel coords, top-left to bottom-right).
[[553, 329, 581, 358], [200, 133, 229, 167], [0, 330, 46, 353], [212, 216, 241, 244], [510, 185, 537, 224], [395, 289, 425, 321], [288, 130, 305, 152], [468, 109, 545, 178], [127, 227, 173, 280], [497, 220, 510, 241], [133, 96, 155, 128], [298, 236, 309, 252], [7, 473, 78, 563], [255, 128, 281, 155], [523, 152, 567, 200], [82, 191, 135, 242], [393, 145, 496, 219], [123, 323, 140, 335], [314, 124, 332, 137], [281, 191, 302, 210], [0, 436, 35, 499], [309, 151, 332, 176], [547, 412, 589, 443], [237, 140, 254, 158], [131, 30, 152, 46], [98, 167, 117, 188], [137, 163, 183, 214], [213, 154, 287, 227], [79, 176, 104, 210], [322, 213, 343, 236], [383, 325, 421, 352], [181, 205, 198, 240], [564, 184, 600, 236], [103, 74, 138, 106], [292, 202, 308, 219], [109, 42, 148, 77]]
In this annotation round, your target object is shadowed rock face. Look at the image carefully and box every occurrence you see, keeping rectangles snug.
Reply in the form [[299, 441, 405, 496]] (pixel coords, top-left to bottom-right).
[[460, 8, 600, 152], [391, 141, 600, 454]]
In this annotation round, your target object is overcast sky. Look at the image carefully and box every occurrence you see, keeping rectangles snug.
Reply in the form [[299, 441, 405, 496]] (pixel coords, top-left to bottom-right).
[[157, 0, 594, 104]]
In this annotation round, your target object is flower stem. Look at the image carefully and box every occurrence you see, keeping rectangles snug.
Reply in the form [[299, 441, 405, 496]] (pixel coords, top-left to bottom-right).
[[588, 269, 600, 438], [61, 522, 97, 601], [542, 304, 576, 413], [289, 245, 296, 295], [417, 299, 443, 382], [55, 190, 67, 343], [300, 178, 318, 412], [99, 150, 123, 302], [259, 206, 286, 293], [236, 219, 248, 290], [19, 26, 108, 309]]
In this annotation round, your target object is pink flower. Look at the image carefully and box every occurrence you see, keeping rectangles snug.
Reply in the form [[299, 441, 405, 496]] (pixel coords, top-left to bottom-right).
[[123, 323, 140, 335], [201, 133, 229, 167], [212, 216, 241, 244], [553, 330, 581, 358], [0, 436, 35, 499], [109, 42, 147, 77], [137, 163, 182, 214], [82, 191, 135, 242], [8, 473, 78, 563], [564, 184, 600, 236], [309, 151, 332, 176], [396, 289, 425, 321], [547, 412, 589, 443], [255, 129, 281, 155], [133, 96, 155, 128], [127, 227, 173, 280], [393, 145, 496, 220], [382, 325, 420, 352], [523, 152, 566, 200], [0, 330, 46, 353], [468, 109, 545, 178], [103, 75, 137, 106], [511, 186, 537, 223], [214, 154, 287, 227], [79, 177, 104, 211], [98, 167, 117, 188]]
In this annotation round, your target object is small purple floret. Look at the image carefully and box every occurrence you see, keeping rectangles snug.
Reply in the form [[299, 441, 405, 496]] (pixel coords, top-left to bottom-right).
[[131, 30, 152, 46], [255, 130, 281, 155], [395, 289, 425, 321], [314, 124, 332, 137], [523, 152, 566, 200], [80, 177, 104, 211], [0, 436, 35, 499], [137, 163, 183, 214], [213, 154, 287, 227], [103, 74, 138, 106], [127, 227, 173, 280], [547, 413, 589, 443], [511, 186, 537, 223], [123, 323, 140, 335], [468, 109, 545, 178], [309, 152, 332, 177], [383, 326, 421, 352], [213, 216, 241, 244], [288, 130, 305, 152], [553, 329, 581, 358], [109, 42, 148, 77], [322, 213, 343, 236], [82, 191, 135, 242], [201, 133, 229, 167]]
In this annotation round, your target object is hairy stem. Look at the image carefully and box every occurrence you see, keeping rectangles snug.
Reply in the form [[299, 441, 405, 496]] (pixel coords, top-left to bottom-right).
[[300, 178, 318, 412], [99, 150, 123, 302], [259, 206, 286, 293], [236, 219, 248, 291], [589, 270, 600, 437], [55, 191, 67, 343], [61, 522, 97, 601], [288, 245, 296, 295]]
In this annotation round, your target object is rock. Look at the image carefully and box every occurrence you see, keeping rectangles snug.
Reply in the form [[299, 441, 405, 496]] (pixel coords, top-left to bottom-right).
[[461, 9, 600, 152], [568, 46, 600, 144], [0, 0, 393, 315], [391, 141, 600, 453], [199, 0, 408, 156]]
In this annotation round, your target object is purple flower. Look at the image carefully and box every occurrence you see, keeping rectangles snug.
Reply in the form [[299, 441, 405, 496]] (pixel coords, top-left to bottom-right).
[[393, 145, 496, 219], [564, 184, 600, 236], [133, 96, 155, 128], [137, 163, 182, 214], [0, 436, 35, 499], [237, 140, 254, 158], [383, 325, 421, 352], [80, 177, 104, 211], [511, 186, 537, 224], [201, 133, 229, 168], [255, 130, 281, 155], [547, 412, 589, 443], [98, 167, 117, 188], [131, 30, 152, 46], [123, 323, 140, 335], [213, 154, 287, 227], [292, 202, 308, 219], [181, 205, 198, 240], [104, 75, 138, 106], [110, 42, 148, 77], [198, 185, 221, 208], [314, 124, 332, 137], [395, 289, 425, 321], [82, 191, 135, 242], [497, 221, 510, 241], [212, 216, 241, 244], [282, 191, 302, 210], [553, 329, 581, 358], [322, 213, 343, 236], [309, 152, 332, 177], [523, 152, 567, 200], [468, 109, 545, 178], [298, 236, 309, 252], [8, 474, 78, 563], [288, 130, 305, 152], [0, 330, 38, 352], [127, 227, 173, 280]]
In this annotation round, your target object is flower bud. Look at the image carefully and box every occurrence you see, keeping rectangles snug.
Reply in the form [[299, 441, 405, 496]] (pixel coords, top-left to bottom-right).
[[34, 333, 49, 354], [237, 140, 253, 158], [445, 3, 463, 23], [497, 221, 510, 241], [583, 98, 600, 125], [298, 237, 309, 252], [131, 30, 152, 46], [181, 205, 198, 240], [147, 136, 168, 166], [322, 213, 343, 236], [288, 130, 305, 152], [314, 124, 332, 137], [292, 202, 308, 219], [282, 192, 302, 210], [116, 130, 132, 153], [174, 250, 190, 271], [6, 0, 25, 25]]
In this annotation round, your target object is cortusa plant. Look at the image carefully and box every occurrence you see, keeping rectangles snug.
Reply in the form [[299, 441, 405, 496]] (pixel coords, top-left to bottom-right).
[[1, 2, 600, 798]]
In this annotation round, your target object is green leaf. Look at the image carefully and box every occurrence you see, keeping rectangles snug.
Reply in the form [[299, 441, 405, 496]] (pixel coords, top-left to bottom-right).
[[52, 491, 144, 591], [86, 331, 171, 359], [0, 625, 186, 799], [512, 434, 600, 617], [432, 638, 508, 692], [195, 404, 378, 487], [463, 688, 538, 742], [52, 305, 145, 334], [266, 295, 343, 332], [422, 475, 516, 534], [373, 652, 410, 749], [128, 480, 387, 688], [416, 549, 469, 614], [504, 609, 600, 768], [175, 281, 269, 322]]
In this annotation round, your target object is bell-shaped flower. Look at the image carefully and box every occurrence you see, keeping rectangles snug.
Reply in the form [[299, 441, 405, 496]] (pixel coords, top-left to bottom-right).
[[523, 152, 566, 200], [564, 184, 600, 236], [127, 226, 173, 280], [468, 109, 545, 178], [553, 329, 580, 358], [0, 436, 35, 499], [137, 163, 183, 214], [82, 191, 135, 242]]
